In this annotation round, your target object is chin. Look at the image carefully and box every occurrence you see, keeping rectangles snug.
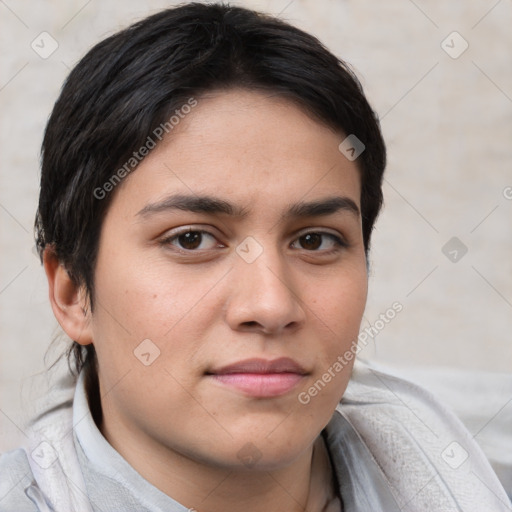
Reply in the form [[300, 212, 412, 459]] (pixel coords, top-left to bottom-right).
[[226, 432, 311, 472]]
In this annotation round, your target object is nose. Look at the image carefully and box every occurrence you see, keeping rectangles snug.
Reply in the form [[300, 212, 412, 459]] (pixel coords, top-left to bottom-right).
[[224, 247, 306, 336]]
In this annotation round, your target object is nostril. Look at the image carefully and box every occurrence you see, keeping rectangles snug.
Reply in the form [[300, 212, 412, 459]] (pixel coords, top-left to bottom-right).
[[241, 321, 260, 329]]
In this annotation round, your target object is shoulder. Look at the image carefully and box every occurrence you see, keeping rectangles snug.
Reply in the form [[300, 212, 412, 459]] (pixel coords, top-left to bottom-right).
[[0, 370, 78, 512], [0, 449, 38, 511], [333, 359, 511, 511]]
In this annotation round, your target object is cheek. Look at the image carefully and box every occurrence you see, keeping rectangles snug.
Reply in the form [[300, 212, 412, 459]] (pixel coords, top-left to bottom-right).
[[92, 251, 211, 335], [89, 255, 226, 390], [311, 262, 368, 334], [307, 264, 367, 384]]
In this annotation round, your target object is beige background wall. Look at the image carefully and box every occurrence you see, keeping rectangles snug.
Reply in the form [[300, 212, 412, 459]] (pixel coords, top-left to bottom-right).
[[1, 0, 511, 451]]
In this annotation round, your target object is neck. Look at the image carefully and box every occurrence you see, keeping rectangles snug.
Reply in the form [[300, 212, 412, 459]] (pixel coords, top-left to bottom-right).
[[102, 417, 333, 512]]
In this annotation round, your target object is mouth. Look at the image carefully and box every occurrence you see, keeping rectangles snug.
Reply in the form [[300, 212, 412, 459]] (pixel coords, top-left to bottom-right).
[[205, 357, 308, 398]]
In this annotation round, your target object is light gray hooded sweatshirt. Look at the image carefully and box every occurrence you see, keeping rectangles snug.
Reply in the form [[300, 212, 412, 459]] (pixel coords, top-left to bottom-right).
[[1, 360, 510, 512]]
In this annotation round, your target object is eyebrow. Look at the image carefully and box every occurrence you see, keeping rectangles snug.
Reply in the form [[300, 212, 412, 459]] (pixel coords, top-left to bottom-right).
[[283, 196, 360, 219], [137, 194, 247, 218], [136, 194, 359, 220]]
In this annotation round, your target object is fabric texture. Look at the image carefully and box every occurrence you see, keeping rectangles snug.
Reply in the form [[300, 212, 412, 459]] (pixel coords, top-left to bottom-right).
[[368, 360, 512, 498], [0, 359, 510, 511]]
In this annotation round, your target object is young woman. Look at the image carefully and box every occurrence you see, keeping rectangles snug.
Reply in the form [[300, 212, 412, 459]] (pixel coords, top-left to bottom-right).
[[0, 3, 509, 511]]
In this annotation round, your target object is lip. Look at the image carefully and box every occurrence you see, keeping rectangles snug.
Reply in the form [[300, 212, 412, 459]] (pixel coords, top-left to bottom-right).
[[206, 357, 308, 398], [209, 357, 307, 375]]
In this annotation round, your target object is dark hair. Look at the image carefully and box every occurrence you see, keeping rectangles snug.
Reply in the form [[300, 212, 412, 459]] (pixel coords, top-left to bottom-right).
[[35, 2, 386, 393]]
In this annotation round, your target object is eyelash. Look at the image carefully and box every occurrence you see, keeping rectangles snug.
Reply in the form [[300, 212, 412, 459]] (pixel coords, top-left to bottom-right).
[[290, 232, 348, 253], [160, 227, 348, 255]]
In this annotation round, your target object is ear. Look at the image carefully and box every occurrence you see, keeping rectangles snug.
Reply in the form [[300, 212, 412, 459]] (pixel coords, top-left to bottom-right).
[[43, 247, 93, 346]]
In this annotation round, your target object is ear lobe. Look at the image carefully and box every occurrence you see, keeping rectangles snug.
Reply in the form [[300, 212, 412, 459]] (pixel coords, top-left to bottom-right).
[[43, 247, 93, 346]]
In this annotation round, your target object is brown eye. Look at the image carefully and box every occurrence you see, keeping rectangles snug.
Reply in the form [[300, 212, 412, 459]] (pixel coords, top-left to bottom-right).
[[299, 233, 322, 250], [291, 232, 346, 252], [164, 230, 219, 251], [177, 231, 203, 250]]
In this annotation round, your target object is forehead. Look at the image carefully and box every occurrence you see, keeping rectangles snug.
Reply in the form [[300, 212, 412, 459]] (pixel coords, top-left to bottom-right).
[[108, 89, 361, 217]]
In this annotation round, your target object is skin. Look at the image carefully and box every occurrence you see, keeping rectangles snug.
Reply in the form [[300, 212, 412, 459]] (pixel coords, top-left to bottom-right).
[[45, 89, 368, 512]]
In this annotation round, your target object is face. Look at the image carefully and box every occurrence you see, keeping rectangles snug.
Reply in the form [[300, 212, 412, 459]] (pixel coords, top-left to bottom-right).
[[89, 89, 367, 472]]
